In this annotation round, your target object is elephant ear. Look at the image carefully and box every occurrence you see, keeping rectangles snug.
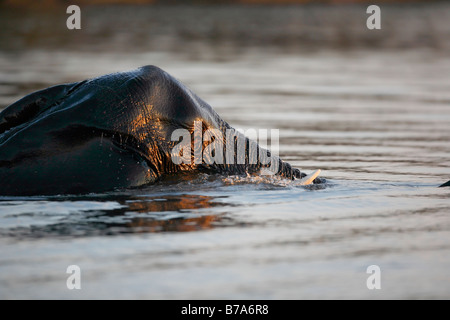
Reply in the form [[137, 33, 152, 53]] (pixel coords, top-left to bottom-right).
[[0, 81, 85, 135]]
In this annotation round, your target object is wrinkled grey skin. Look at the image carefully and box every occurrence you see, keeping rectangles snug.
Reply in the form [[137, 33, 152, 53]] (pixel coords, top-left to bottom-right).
[[0, 65, 322, 196]]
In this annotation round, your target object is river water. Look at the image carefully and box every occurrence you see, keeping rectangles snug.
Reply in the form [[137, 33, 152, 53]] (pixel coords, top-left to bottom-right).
[[0, 4, 449, 299]]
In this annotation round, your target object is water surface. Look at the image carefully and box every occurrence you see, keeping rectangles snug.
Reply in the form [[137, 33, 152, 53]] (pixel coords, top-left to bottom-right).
[[0, 4, 449, 299]]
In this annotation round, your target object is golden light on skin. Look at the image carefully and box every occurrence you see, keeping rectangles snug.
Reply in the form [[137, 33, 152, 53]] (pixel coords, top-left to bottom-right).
[[127, 103, 154, 143], [168, 117, 213, 172], [144, 167, 158, 183], [127, 112, 228, 174], [190, 118, 222, 166]]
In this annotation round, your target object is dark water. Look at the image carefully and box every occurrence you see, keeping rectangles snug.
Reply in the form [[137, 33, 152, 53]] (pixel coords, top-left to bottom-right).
[[0, 4, 449, 299]]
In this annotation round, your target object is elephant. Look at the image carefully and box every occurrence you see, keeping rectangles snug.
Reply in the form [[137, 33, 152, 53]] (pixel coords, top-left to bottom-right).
[[0, 65, 324, 196]]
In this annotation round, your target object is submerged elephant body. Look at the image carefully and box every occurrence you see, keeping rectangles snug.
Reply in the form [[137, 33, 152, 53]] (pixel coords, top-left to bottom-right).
[[0, 66, 314, 196]]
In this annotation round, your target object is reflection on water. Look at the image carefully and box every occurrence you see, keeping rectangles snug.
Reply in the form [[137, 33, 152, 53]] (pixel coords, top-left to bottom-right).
[[0, 174, 330, 239], [0, 192, 227, 238], [0, 4, 450, 299]]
